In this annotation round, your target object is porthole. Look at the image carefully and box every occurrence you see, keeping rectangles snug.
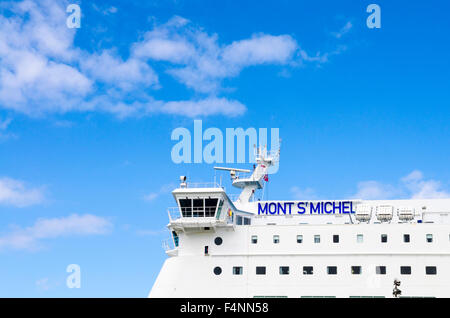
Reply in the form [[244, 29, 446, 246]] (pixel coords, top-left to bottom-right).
[[214, 266, 222, 275], [214, 237, 223, 245]]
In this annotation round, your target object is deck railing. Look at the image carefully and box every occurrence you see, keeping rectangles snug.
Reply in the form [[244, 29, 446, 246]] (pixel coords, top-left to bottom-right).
[[183, 182, 223, 189], [167, 206, 219, 221]]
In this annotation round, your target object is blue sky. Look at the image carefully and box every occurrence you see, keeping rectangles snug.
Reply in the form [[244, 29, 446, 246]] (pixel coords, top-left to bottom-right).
[[0, 0, 449, 297]]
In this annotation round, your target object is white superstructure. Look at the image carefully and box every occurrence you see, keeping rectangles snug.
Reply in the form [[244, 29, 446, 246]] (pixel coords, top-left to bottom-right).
[[149, 147, 450, 298]]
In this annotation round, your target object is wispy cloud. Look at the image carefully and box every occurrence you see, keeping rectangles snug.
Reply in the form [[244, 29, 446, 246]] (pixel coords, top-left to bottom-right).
[[36, 277, 50, 291], [0, 177, 46, 207], [0, 214, 113, 251], [353, 170, 450, 200], [290, 186, 318, 200], [402, 170, 450, 199], [331, 21, 353, 39], [143, 183, 175, 202], [291, 170, 449, 201], [92, 4, 118, 15], [0, 117, 12, 130]]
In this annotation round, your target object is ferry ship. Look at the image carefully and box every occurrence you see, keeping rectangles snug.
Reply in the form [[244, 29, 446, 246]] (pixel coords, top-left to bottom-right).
[[149, 147, 450, 298]]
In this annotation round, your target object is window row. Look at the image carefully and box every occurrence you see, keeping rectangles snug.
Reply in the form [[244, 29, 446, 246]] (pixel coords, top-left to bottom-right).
[[213, 266, 437, 276], [251, 233, 438, 244]]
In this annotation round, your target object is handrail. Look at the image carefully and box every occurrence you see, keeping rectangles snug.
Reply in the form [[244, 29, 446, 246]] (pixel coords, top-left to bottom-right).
[[162, 238, 174, 251], [183, 182, 223, 189], [167, 206, 219, 221]]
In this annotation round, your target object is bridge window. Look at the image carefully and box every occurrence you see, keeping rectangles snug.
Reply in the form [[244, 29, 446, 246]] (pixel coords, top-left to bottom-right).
[[426, 266, 437, 275], [256, 266, 266, 275], [426, 234, 433, 243], [297, 235, 303, 243], [327, 266, 337, 275], [251, 235, 258, 244], [400, 266, 411, 275], [233, 267, 243, 275], [179, 198, 192, 217], [236, 215, 243, 225], [351, 266, 362, 275], [303, 266, 313, 275], [376, 266, 386, 275], [193, 199, 204, 217], [279, 266, 289, 275], [205, 198, 218, 217]]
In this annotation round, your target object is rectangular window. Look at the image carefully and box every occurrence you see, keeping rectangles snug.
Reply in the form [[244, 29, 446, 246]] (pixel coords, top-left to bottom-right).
[[381, 234, 388, 243], [273, 235, 280, 244], [204, 198, 218, 217], [256, 266, 266, 275], [251, 235, 258, 244], [279, 266, 289, 275], [233, 266, 243, 275], [357, 234, 363, 243], [327, 266, 337, 275], [243, 217, 251, 225], [172, 231, 179, 247], [400, 266, 411, 275], [303, 266, 313, 275], [236, 215, 243, 225], [204, 246, 208, 255], [351, 266, 362, 275], [333, 235, 339, 243], [193, 198, 204, 217], [403, 234, 410, 243], [426, 266, 437, 275], [314, 235, 320, 243], [376, 266, 386, 275], [297, 235, 303, 243], [426, 234, 433, 243], [179, 198, 192, 217]]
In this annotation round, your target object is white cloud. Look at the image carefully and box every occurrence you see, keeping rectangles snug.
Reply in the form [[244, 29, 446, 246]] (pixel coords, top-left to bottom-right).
[[92, 4, 118, 15], [402, 170, 450, 199], [0, 117, 12, 130], [79, 50, 159, 91], [222, 34, 298, 67], [290, 186, 317, 200], [143, 183, 175, 202], [134, 18, 301, 94], [0, 2, 346, 119], [331, 21, 353, 39], [0, 0, 92, 115], [354, 180, 399, 200], [160, 97, 246, 117], [83, 96, 246, 119], [0, 177, 45, 207], [36, 277, 50, 291], [354, 170, 450, 200], [0, 214, 113, 251]]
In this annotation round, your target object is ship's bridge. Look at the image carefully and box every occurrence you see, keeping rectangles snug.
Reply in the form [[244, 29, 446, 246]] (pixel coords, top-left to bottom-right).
[[167, 182, 239, 232]]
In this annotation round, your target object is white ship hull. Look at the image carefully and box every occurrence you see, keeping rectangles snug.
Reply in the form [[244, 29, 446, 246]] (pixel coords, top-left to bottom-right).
[[150, 148, 450, 298], [150, 221, 450, 298]]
